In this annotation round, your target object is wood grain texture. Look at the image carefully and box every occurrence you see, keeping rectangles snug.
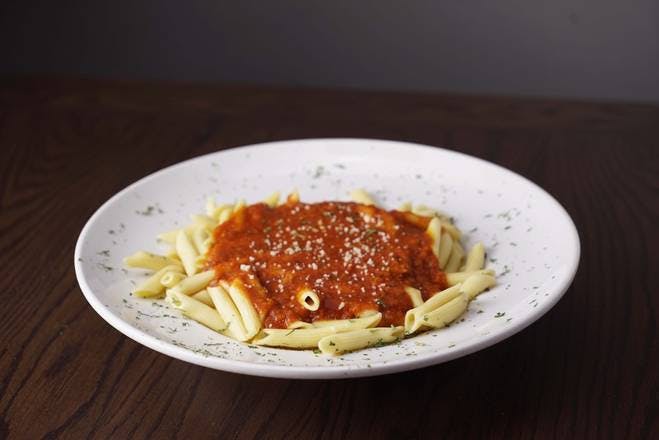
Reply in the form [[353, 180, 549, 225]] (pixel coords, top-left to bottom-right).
[[0, 76, 657, 440]]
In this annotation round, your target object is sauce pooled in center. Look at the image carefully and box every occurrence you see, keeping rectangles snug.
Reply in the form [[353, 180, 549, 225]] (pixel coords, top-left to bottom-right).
[[205, 200, 447, 328]]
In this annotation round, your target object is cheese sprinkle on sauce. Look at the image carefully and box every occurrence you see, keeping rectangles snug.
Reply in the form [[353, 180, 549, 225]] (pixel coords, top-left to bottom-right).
[[205, 200, 447, 328]]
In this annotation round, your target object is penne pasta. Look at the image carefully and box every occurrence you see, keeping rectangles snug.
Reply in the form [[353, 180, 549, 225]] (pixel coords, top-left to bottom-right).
[[415, 284, 462, 314], [191, 214, 217, 230], [404, 284, 462, 333], [464, 242, 485, 272], [357, 309, 380, 318], [191, 226, 211, 256], [217, 206, 233, 224], [318, 326, 404, 355], [349, 188, 375, 206], [460, 273, 496, 300], [192, 289, 213, 307], [263, 191, 280, 208], [438, 231, 454, 269], [419, 292, 468, 330], [160, 271, 187, 288], [205, 197, 217, 217], [312, 312, 382, 331], [227, 280, 262, 339], [157, 229, 180, 245], [209, 203, 231, 220], [254, 314, 384, 349], [412, 204, 438, 218], [253, 327, 339, 348], [164, 246, 178, 258], [166, 290, 228, 333], [439, 221, 462, 240], [444, 241, 465, 273], [124, 250, 180, 271], [404, 286, 424, 308], [288, 321, 315, 329], [398, 201, 412, 212], [286, 189, 300, 204], [233, 199, 246, 213], [297, 289, 320, 311], [133, 264, 183, 298], [170, 270, 215, 295], [208, 285, 248, 341], [426, 217, 442, 258], [176, 229, 200, 276], [446, 269, 495, 286]]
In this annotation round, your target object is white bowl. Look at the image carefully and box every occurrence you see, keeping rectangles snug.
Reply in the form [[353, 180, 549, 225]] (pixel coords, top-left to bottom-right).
[[75, 139, 579, 379]]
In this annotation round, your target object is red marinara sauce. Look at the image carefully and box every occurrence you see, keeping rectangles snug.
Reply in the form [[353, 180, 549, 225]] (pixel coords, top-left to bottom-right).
[[204, 200, 447, 328]]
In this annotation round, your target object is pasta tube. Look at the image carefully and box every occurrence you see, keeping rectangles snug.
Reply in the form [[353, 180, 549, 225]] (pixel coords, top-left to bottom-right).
[[444, 241, 465, 273], [426, 217, 442, 258], [205, 197, 217, 217], [349, 189, 375, 205], [439, 221, 462, 240], [404, 284, 462, 333], [358, 309, 379, 318], [419, 292, 468, 329], [404, 286, 424, 307], [133, 264, 183, 298], [288, 321, 315, 329], [170, 270, 215, 295], [464, 242, 485, 272], [207, 285, 248, 341], [446, 269, 495, 286], [210, 203, 231, 220], [412, 204, 437, 217], [233, 199, 246, 213], [165, 247, 180, 261], [297, 289, 320, 311], [318, 326, 404, 355], [166, 290, 228, 333], [252, 327, 338, 348], [437, 231, 454, 269], [287, 190, 300, 204], [460, 273, 496, 300], [263, 191, 280, 208], [217, 206, 233, 224], [254, 314, 384, 348], [176, 229, 199, 276], [124, 251, 180, 271], [160, 271, 187, 288], [227, 280, 262, 339], [191, 227, 211, 256], [312, 312, 382, 331], [192, 289, 213, 306], [191, 214, 217, 230], [156, 229, 180, 245]]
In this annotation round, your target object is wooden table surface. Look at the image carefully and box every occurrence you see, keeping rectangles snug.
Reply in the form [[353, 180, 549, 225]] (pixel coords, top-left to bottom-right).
[[1, 77, 657, 439]]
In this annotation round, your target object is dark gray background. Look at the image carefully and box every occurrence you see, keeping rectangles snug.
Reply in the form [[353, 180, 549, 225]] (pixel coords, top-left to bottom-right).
[[2, 0, 658, 102]]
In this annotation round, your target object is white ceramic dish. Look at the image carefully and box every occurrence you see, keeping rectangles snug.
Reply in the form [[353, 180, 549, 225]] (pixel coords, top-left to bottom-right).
[[74, 139, 579, 379]]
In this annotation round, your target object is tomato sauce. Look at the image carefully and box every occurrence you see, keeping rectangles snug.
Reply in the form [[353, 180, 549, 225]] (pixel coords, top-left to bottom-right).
[[204, 200, 447, 328]]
